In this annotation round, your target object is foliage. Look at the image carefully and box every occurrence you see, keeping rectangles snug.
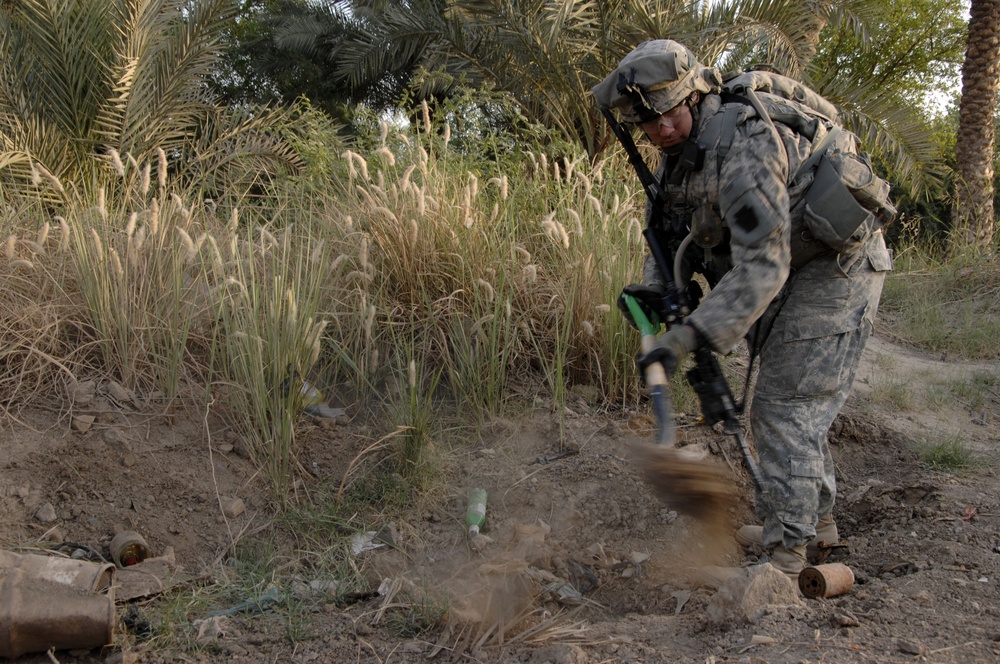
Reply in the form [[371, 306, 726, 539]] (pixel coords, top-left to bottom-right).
[[880, 252, 1000, 361], [0, 0, 303, 203]]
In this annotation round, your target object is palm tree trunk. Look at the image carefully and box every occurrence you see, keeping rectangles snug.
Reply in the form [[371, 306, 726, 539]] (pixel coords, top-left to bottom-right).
[[951, 0, 1000, 254]]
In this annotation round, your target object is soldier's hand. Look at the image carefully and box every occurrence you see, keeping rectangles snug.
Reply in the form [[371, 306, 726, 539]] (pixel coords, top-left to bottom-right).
[[617, 284, 667, 330], [636, 324, 699, 377]]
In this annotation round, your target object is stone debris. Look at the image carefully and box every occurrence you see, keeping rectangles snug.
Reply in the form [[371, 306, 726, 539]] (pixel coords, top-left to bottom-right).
[[706, 565, 803, 624]]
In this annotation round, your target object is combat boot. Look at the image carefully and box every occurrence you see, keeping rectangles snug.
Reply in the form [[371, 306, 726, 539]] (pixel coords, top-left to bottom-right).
[[735, 515, 842, 562], [769, 544, 808, 582]]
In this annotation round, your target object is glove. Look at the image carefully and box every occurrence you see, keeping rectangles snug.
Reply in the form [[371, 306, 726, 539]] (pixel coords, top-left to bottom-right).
[[617, 284, 667, 330], [636, 324, 699, 377]]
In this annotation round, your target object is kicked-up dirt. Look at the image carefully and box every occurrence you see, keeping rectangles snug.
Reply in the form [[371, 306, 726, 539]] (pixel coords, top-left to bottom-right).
[[1, 335, 999, 663]]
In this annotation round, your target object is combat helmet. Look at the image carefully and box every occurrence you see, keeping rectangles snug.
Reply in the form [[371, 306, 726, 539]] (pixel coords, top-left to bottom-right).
[[593, 40, 721, 123]]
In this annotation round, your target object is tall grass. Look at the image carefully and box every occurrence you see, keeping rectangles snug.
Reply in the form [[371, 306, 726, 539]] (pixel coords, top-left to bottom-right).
[[0, 100, 660, 500]]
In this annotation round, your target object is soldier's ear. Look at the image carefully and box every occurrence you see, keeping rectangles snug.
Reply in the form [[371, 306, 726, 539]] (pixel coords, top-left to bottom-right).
[[689, 92, 701, 105]]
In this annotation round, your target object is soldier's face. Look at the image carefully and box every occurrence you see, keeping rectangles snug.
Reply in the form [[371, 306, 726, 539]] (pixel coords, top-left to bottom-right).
[[639, 102, 693, 149]]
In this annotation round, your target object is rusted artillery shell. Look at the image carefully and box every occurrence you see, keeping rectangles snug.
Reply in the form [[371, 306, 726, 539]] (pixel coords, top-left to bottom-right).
[[799, 562, 855, 599], [0, 568, 115, 658], [0, 549, 113, 593]]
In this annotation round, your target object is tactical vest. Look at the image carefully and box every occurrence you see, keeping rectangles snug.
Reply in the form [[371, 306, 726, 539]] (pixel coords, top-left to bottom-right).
[[690, 70, 895, 262]]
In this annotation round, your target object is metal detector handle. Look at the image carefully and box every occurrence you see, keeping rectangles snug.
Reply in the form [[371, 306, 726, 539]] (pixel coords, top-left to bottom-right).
[[623, 295, 675, 446]]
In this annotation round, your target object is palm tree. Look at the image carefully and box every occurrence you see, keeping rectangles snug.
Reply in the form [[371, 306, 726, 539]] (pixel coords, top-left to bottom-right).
[[265, 0, 957, 197], [0, 0, 302, 199], [951, 0, 1000, 254]]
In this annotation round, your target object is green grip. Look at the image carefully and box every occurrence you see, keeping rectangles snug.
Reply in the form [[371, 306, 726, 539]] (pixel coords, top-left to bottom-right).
[[623, 294, 657, 337]]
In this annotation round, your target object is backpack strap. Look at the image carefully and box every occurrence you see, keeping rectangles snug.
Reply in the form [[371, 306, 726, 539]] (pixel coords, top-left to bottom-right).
[[793, 126, 842, 180]]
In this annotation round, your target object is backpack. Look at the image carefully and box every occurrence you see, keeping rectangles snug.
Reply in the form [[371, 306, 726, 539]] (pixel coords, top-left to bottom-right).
[[719, 68, 896, 253]]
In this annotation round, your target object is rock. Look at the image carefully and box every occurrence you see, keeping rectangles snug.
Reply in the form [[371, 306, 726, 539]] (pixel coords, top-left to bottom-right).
[[103, 380, 137, 407], [706, 565, 803, 624], [70, 379, 96, 405], [72, 414, 96, 433], [221, 497, 246, 519], [34, 502, 57, 523], [896, 639, 924, 656], [529, 643, 588, 663]]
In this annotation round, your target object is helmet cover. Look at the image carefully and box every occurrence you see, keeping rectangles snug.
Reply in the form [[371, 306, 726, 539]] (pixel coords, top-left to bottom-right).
[[593, 40, 721, 123]]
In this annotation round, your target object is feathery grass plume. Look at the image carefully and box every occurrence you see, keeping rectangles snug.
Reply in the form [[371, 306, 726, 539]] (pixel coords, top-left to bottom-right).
[[372, 206, 398, 224], [56, 217, 69, 252], [611, 193, 621, 217], [582, 321, 595, 337], [130, 226, 147, 254], [567, 209, 582, 236], [108, 148, 125, 178], [38, 221, 53, 244], [475, 278, 495, 302], [150, 199, 160, 237], [628, 217, 643, 245], [523, 264, 538, 283], [364, 304, 376, 341], [344, 269, 370, 284], [417, 191, 426, 217], [514, 245, 530, 263], [379, 120, 389, 145], [397, 132, 411, 147], [500, 174, 509, 200], [355, 185, 376, 208], [30, 163, 41, 187], [206, 234, 224, 270], [227, 207, 239, 235], [310, 239, 325, 264], [444, 123, 451, 150], [9, 259, 33, 270], [126, 153, 138, 170], [409, 218, 418, 245], [463, 187, 473, 228], [376, 172, 385, 191], [595, 304, 611, 314], [176, 227, 196, 262], [421, 100, 431, 133], [259, 228, 276, 256], [140, 163, 151, 196], [375, 146, 396, 167], [109, 248, 124, 278], [539, 153, 548, 180], [4, 235, 16, 260], [490, 202, 499, 221], [401, 164, 416, 190], [20, 239, 44, 255], [578, 173, 592, 194], [35, 163, 66, 196], [408, 358, 417, 390], [98, 187, 108, 220], [586, 194, 603, 220], [343, 151, 358, 180], [157, 148, 168, 190], [504, 299, 511, 318], [331, 254, 348, 272], [286, 288, 297, 324], [468, 172, 479, 201], [526, 151, 538, 175], [360, 236, 369, 271], [89, 228, 104, 261]]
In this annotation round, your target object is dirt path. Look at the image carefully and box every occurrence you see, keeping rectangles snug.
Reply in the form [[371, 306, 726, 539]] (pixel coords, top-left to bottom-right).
[[2, 335, 999, 663]]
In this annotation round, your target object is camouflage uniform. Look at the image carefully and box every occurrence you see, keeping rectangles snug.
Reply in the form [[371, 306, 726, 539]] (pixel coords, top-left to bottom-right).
[[613, 51, 894, 551]]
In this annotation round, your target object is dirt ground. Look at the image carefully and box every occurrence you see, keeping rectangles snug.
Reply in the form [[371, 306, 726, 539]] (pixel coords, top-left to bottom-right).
[[2, 334, 1000, 663]]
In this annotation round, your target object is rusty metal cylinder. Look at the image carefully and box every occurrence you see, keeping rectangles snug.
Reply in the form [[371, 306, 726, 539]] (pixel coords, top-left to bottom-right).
[[0, 549, 113, 593], [798, 562, 855, 599], [0, 568, 115, 658], [110, 530, 150, 568]]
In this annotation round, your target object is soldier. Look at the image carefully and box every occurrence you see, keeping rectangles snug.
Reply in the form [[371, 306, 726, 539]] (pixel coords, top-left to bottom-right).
[[592, 39, 894, 582]]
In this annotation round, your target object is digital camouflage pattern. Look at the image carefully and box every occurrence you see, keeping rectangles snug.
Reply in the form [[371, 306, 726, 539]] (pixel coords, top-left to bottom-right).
[[629, 56, 893, 550]]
